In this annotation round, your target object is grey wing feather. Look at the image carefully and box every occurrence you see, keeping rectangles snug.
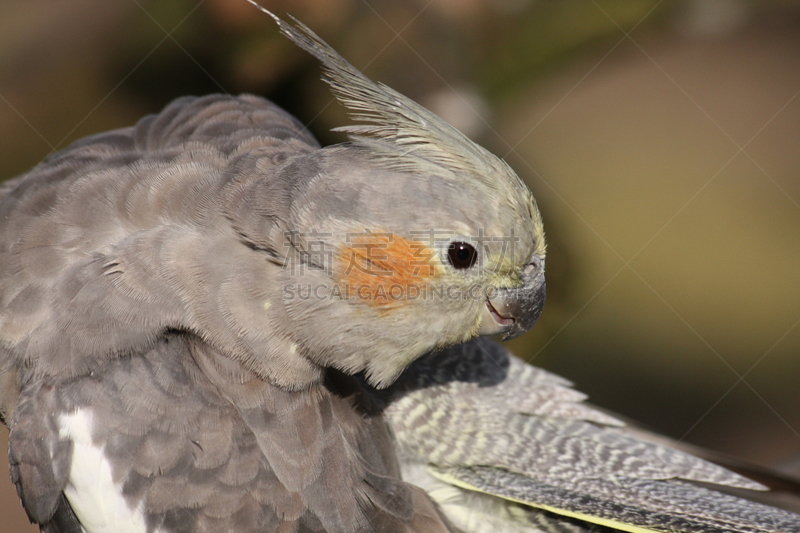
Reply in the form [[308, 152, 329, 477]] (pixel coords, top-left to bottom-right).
[[383, 338, 800, 533], [7, 381, 73, 526], [0, 94, 319, 387], [9, 333, 456, 532], [445, 466, 800, 533]]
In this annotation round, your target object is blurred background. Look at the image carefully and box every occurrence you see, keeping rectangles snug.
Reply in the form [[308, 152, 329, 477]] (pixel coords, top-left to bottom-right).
[[1, 0, 799, 529]]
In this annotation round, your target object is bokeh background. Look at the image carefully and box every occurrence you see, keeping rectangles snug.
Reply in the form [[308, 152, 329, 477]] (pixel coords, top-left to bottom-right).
[[2, 0, 799, 529]]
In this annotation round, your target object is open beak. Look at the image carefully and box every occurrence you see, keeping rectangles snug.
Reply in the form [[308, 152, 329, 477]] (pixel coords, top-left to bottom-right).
[[478, 255, 545, 340]]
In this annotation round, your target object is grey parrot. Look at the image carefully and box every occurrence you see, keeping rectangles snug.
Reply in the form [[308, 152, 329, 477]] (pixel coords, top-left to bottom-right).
[[1, 4, 799, 533]]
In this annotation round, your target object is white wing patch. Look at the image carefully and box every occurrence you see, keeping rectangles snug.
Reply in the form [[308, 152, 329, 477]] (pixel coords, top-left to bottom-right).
[[58, 409, 153, 533]]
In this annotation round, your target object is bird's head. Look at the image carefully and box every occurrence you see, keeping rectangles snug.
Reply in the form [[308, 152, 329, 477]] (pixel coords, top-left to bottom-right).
[[240, 5, 545, 387]]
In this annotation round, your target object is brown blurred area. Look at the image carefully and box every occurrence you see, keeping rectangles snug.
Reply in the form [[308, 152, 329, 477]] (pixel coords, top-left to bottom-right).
[[1, 0, 799, 530]]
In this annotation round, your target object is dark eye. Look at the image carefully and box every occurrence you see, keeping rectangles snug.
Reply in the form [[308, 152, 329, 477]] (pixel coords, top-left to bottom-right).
[[447, 242, 477, 269]]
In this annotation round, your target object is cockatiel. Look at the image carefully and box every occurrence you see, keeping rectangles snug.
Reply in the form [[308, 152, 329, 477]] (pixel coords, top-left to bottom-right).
[[0, 4, 798, 533]]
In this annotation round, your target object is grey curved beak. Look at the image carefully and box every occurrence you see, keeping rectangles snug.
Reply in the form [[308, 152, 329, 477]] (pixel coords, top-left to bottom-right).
[[478, 255, 546, 340]]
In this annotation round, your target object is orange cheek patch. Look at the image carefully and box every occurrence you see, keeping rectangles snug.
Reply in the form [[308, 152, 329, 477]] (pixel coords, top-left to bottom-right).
[[336, 232, 438, 306]]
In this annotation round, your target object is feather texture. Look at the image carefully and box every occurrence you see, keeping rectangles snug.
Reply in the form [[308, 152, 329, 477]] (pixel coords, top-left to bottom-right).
[[1, 7, 797, 533], [382, 338, 800, 533]]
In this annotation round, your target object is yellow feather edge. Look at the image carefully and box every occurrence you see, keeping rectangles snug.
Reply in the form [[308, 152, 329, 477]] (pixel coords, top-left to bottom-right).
[[428, 469, 668, 533]]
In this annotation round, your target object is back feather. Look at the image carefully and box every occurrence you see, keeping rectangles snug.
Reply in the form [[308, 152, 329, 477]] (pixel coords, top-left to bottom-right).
[[382, 338, 800, 533]]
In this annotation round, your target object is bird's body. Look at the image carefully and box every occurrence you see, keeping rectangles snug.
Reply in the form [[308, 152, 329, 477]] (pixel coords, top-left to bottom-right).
[[1, 7, 799, 533], [0, 91, 465, 532]]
